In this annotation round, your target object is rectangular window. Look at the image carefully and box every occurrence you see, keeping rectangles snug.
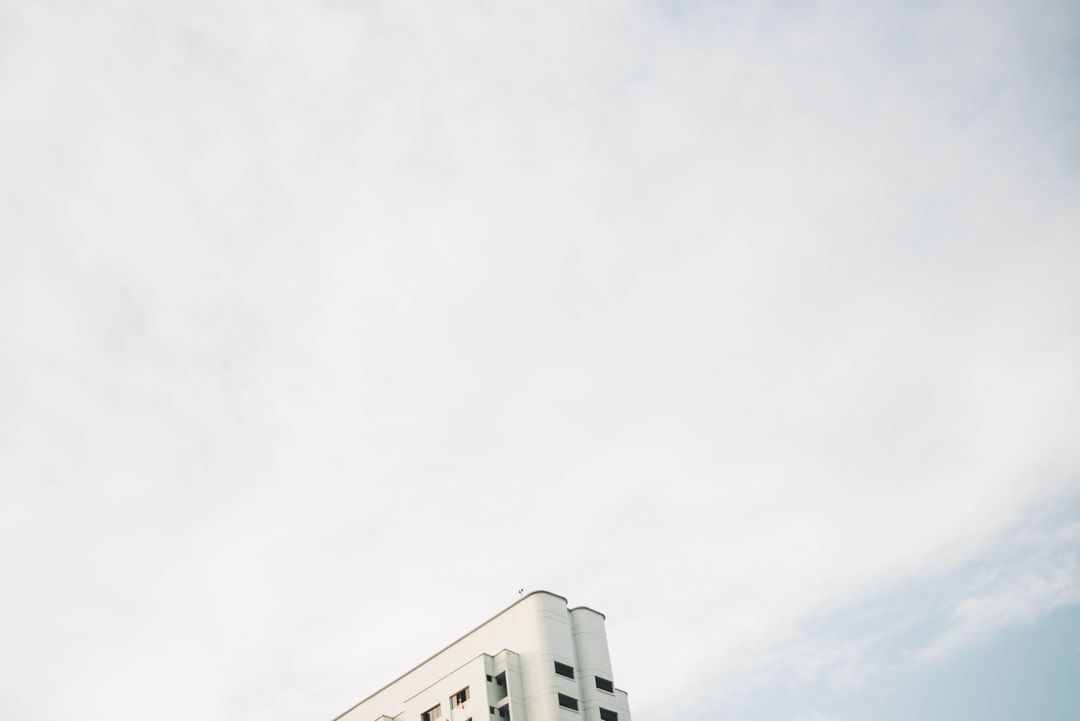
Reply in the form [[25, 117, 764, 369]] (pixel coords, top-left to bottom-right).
[[557, 694, 579, 712], [498, 707, 510, 720], [599, 709, 618, 721], [495, 672, 506, 688], [421, 705, 442, 721], [594, 677, 614, 693], [554, 661, 575, 679], [489, 707, 495, 715], [486, 675, 493, 682], [452, 688, 469, 708]]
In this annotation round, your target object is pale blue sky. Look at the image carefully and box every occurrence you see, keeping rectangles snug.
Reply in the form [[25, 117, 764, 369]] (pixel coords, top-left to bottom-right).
[[692, 496, 1080, 721], [1, 1, 1078, 720], [711, 601, 1080, 721]]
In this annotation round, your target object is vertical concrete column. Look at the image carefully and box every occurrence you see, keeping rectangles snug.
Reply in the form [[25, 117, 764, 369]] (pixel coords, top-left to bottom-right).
[[568, 608, 613, 721], [520, 593, 575, 721]]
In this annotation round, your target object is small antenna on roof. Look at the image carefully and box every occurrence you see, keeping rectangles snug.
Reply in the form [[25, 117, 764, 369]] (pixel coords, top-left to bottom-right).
[[517, 587, 524, 597]]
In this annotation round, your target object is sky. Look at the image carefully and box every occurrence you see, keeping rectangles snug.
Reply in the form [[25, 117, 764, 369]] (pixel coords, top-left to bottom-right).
[[1, 1, 1079, 720]]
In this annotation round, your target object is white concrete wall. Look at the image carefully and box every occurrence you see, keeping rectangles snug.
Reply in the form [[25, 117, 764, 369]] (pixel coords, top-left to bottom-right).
[[335, 592, 631, 721], [569, 608, 617, 721]]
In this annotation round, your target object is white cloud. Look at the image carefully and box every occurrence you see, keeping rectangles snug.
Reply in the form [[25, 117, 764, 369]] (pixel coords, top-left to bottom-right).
[[1, 1, 1078, 720], [916, 523, 1080, 662], [700, 521, 1080, 712]]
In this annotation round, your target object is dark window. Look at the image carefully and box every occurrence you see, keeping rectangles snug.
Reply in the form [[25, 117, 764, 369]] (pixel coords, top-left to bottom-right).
[[557, 694, 579, 712], [498, 707, 510, 720], [486, 675, 493, 682], [422, 705, 442, 721], [554, 661, 575, 679], [489, 708, 495, 715], [599, 709, 618, 721], [452, 688, 469, 708], [594, 677, 614, 693], [495, 672, 506, 688]]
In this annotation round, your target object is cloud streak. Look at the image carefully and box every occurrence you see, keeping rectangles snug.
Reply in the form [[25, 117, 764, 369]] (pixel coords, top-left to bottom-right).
[[916, 523, 1080, 662]]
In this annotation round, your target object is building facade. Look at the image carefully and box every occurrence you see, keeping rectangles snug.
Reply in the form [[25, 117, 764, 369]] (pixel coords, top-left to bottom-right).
[[334, 591, 632, 721]]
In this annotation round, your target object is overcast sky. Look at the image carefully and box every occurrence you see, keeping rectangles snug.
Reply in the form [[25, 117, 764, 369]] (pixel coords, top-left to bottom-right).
[[2, 1, 1079, 720]]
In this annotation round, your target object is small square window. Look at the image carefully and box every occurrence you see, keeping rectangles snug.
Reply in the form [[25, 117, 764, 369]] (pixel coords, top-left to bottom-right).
[[554, 661, 575, 679], [594, 677, 614, 693], [599, 709, 618, 721], [422, 705, 442, 721], [486, 675, 493, 682], [557, 694, 579, 712], [498, 707, 510, 720]]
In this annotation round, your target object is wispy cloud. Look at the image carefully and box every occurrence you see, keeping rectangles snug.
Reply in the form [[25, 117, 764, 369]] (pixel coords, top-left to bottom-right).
[[704, 520, 1080, 716], [916, 523, 1080, 662]]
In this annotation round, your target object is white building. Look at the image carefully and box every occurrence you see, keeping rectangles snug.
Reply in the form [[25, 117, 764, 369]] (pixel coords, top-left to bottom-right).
[[334, 591, 632, 721]]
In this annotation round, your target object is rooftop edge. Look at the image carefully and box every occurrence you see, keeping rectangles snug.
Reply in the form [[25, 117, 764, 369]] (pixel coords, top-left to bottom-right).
[[333, 590, 586, 721]]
